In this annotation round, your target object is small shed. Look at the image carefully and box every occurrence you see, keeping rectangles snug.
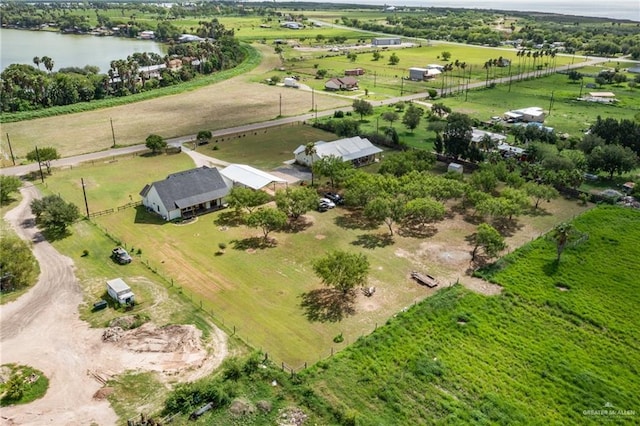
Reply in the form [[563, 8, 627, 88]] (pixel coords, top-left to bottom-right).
[[448, 163, 463, 174], [409, 67, 428, 81], [106, 278, 134, 305]]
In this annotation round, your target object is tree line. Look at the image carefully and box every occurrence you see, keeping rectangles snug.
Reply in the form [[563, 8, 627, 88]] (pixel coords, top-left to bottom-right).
[[0, 20, 245, 113]]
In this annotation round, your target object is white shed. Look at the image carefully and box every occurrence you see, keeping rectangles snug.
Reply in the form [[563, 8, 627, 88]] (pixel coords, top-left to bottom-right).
[[448, 163, 464, 174], [106, 278, 135, 305]]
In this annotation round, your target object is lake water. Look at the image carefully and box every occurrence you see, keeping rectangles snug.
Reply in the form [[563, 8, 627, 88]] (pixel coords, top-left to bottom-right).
[[282, 0, 640, 21], [0, 29, 168, 73]]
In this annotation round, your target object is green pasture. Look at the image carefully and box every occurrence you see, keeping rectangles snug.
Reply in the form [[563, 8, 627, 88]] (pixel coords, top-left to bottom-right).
[[301, 206, 640, 424], [276, 43, 575, 99], [41, 148, 588, 367], [441, 73, 640, 136], [0, 364, 49, 407], [200, 124, 338, 169]]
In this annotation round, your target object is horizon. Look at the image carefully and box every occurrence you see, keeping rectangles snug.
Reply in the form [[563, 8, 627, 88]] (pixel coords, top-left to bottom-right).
[[264, 0, 640, 22]]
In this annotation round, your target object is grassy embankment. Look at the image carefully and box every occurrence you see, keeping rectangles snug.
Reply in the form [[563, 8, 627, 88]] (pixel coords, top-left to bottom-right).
[[297, 205, 640, 425]]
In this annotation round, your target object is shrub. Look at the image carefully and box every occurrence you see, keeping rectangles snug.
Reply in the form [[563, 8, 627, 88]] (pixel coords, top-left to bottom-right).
[[333, 333, 344, 343], [81, 249, 89, 257]]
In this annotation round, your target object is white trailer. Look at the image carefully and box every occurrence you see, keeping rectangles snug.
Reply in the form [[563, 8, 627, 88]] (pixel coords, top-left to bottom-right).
[[283, 77, 299, 88], [106, 278, 135, 305]]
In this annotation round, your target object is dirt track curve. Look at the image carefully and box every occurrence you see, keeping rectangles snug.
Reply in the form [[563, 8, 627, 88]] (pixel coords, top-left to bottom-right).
[[0, 185, 228, 426]]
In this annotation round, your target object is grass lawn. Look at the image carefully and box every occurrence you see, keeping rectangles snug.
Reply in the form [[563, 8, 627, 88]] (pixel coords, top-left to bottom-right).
[[0, 364, 49, 407], [199, 124, 338, 169], [440, 73, 640, 136], [300, 206, 640, 424], [41, 151, 589, 367]]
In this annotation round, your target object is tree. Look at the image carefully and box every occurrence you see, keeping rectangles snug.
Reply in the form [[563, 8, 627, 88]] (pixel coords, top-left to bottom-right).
[[352, 99, 373, 121], [304, 142, 317, 185], [587, 144, 638, 179], [0, 233, 38, 292], [315, 69, 328, 79], [347, 52, 357, 62], [0, 176, 22, 204], [567, 70, 583, 82], [227, 187, 270, 214], [388, 52, 399, 65], [441, 51, 452, 61], [402, 104, 423, 133], [524, 182, 559, 209], [443, 112, 473, 159], [378, 150, 435, 177], [372, 51, 382, 61], [196, 130, 212, 145], [364, 195, 405, 236], [381, 111, 399, 128], [275, 186, 317, 219], [313, 250, 370, 294], [145, 134, 167, 154], [30, 195, 80, 234], [26, 147, 59, 175], [431, 103, 451, 118], [403, 197, 446, 229], [469, 170, 499, 193], [313, 155, 352, 189], [549, 222, 577, 261], [246, 207, 287, 241], [470, 223, 506, 261]]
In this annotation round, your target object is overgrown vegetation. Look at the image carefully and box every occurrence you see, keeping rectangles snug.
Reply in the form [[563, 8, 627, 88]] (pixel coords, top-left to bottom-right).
[[0, 364, 49, 407], [293, 206, 640, 424]]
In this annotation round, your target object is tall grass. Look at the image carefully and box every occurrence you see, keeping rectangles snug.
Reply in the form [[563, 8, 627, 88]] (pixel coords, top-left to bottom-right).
[[299, 206, 640, 425]]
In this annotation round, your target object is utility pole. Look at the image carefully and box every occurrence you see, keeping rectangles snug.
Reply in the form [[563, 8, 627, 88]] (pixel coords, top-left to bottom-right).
[[279, 93, 282, 117], [311, 88, 315, 110], [110, 118, 116, 148], [508, 62, 513, 93], [81, 178, 90, 218], [548, 91, 555, 116], [400, 77, 404, 96], [34, 146, 44, 184], [5, 133, 15, 165], [374, 71, 377, 88], [315, 104, 318, 121], [579, 79, 584, 98]]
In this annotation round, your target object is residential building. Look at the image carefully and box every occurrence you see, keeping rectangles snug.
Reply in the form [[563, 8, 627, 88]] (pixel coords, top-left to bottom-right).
[[294, 136, 383, 168], [372, 37, 401, 46], [325, 76, 359, 91], [140, 166, 230, 221]]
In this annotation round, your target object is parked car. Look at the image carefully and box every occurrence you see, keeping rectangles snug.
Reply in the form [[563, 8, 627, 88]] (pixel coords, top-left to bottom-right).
[[323, 192, 344, 205], [317, 203, 329, 212], [111, 247, 132, 264], [319, 198, 336, 208]]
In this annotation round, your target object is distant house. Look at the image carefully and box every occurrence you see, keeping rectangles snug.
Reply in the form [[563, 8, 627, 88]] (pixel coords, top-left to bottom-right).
[[294, 136, 383, 168], [372, 37, 401, 46], [345, 68, 365, 76], [581, 92, 617, 104], [325, 76, 359, 91], [409, 67, 441, 81], [140, 166, 230, 221], [504, 107, 545, 123], [178, 34, 205, 43], [471, 129, 507, 145], [138, 30, 155, 40], [281, 21, 302, 29]]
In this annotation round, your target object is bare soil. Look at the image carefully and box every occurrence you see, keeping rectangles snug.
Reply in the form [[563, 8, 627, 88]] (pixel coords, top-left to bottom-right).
[[0, 185, 228, 426]]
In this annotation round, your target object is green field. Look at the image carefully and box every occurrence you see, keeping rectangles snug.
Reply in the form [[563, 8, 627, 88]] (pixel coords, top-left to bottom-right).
[[298, 206, 640, 424], [200, 124, 338, 169]]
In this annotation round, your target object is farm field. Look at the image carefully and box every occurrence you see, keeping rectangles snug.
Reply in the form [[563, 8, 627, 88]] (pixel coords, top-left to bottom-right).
[[300, 206, 640, 424], [0, 44, 349, 163], [41, 152, 590, 367]]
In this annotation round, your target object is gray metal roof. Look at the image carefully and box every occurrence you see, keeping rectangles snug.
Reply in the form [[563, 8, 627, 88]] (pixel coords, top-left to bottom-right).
[[149, 166, 229, 211]]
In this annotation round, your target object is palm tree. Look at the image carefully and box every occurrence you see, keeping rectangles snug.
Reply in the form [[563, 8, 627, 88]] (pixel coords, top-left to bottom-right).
[[42, 56, 54, 73], [549, 222, 574, 261], [33, 56, 41, 70], [304, 142, 317, 186]]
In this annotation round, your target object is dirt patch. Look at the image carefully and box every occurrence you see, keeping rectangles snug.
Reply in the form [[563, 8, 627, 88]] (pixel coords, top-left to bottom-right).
[[229, 398, 256, 416], [277, 406, 308, 426], [93, 387, 114, 400], [459, 276, 503, 296], [315, 234, 326, 240]]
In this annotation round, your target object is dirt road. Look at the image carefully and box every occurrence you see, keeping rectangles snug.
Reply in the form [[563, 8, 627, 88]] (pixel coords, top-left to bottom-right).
[[0, 186, 228, 426]]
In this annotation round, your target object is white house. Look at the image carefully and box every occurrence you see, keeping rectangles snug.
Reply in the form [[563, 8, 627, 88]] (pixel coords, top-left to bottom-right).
[[140, 166, 230, 221], [504, 107, 545, 123], [138, 30, 155, 40], [372, 37, 401, 46], [471, 129, 507, 145], [294, 136, 383, 168], [106, 278, 134, 305]]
